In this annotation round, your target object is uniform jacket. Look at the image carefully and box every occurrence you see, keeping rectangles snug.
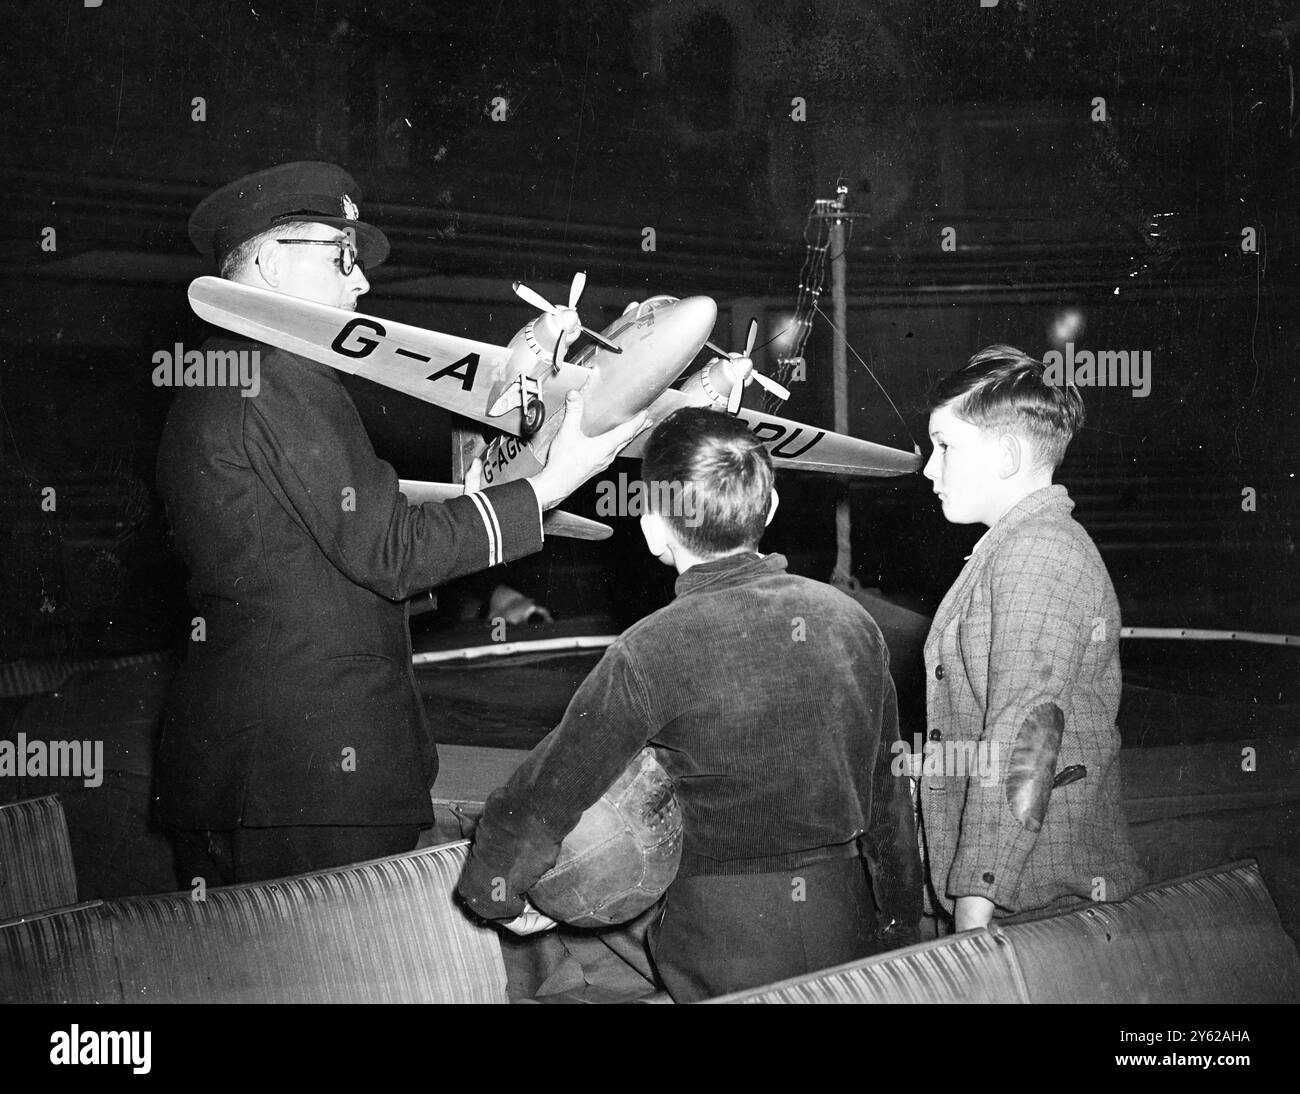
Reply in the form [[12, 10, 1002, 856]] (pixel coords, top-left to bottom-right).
[[458, 551, 923, 928], [154, 336, 543, 829], [921, 485, 1144, 917]]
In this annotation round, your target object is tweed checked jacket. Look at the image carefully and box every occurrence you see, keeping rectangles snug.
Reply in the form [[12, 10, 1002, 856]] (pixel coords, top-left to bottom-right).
[[920, 485, 1144, 917]]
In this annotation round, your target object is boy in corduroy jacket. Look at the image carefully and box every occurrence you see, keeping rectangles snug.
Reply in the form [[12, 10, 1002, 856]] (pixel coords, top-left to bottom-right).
[[459, 407, 921, 1000]]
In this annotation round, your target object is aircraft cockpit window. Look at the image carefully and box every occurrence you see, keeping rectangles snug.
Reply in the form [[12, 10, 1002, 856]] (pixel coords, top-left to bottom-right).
[[573, 296, 682, 366], [635, 295, 679, 318]]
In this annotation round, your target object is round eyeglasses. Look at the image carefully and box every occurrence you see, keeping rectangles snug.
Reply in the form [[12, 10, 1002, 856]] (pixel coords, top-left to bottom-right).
[[276, 237, 361, 275]]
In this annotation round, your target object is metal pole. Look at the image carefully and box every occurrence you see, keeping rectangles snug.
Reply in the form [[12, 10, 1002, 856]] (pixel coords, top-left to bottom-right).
[[829, 202, 851, 586]]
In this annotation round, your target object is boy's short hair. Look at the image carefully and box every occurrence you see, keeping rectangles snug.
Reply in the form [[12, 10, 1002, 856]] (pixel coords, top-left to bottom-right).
[[927, 344, 1086, 470], [641, 407, 773, 557]]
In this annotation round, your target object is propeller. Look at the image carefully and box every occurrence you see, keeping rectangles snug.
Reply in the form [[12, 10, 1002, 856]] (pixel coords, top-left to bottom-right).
[[704, 318, 791, 413], [512, 272, 622, 369]]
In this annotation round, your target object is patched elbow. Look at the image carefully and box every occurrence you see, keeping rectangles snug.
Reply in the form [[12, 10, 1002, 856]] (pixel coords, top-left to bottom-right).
[[1005, 702, 1064, 832]]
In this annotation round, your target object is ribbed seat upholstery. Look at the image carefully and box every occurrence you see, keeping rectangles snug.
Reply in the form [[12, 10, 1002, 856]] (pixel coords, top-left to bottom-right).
[[0, 840, 508, 1004], [712, 860, 1299, 1004], [105, 840, 507, 1003], [0, 902, 114, 1003], [1003, 860, 1300, 1003], [715, 930, 1025, 1004], [0, 795, 78, 919], [5, 852, 1294, 1004]]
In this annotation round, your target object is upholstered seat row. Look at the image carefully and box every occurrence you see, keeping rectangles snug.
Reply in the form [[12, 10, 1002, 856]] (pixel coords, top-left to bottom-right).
[[3, 794, 1296, 1004], [709, 860, 1300, 1004], [0, 837, 507, 1004]]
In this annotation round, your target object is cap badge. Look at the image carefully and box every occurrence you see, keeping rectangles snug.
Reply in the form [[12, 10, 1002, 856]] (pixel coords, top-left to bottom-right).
[[341, 194, 359, 220]]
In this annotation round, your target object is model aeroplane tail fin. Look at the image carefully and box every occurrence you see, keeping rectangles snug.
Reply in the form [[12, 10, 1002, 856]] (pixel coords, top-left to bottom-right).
[[397, 479, 612, 541], [538, 508, 614, 541]]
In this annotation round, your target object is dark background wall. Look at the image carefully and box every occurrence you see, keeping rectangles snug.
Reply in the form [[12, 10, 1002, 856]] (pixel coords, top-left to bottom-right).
[[1, 0, 1297, 661]]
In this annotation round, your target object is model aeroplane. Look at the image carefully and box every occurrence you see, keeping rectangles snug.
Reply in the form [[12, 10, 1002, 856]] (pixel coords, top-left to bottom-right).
[[187, 273, 922, 540]]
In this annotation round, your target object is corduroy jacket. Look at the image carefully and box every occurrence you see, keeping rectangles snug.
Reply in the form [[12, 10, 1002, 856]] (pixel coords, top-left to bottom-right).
[[458, 551, 922, 926], [154, 336, 543, 829], [920, 485, 1145, 917]]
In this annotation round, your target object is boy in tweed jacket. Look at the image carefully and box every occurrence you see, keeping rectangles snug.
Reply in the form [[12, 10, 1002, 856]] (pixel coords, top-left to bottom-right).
[[919, 346, 1144, 931]]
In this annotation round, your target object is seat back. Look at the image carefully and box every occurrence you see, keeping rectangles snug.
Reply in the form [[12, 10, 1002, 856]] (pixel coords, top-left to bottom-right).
[[0, 902, 116, 1003], [105, 840, 507, 1004], [1004, 860, 1300, 1003], [712, 859, 1299, 1004], [710, 930, 1027, 1004], [1, 841, 508, 1004], [0, 794, 78, 919]]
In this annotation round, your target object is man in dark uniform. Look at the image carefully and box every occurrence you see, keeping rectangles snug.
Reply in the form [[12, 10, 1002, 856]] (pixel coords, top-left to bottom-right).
[[156, 161, 642, 886]]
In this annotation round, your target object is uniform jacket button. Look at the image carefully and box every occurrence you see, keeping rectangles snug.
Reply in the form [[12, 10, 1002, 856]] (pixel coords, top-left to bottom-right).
[[935, 664, 945, 680], [982, 872, 995, 884]]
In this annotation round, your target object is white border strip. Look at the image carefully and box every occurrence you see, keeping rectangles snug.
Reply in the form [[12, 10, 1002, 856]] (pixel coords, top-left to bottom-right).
[[1120, 627, 1300, 647], [413, 635, 619, 664]]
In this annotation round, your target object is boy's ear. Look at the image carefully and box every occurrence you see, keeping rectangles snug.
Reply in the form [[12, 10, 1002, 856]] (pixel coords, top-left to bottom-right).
[[765, 487, 780, 527], [640, 511, 670, 558], [998, 432, 1023, 479]]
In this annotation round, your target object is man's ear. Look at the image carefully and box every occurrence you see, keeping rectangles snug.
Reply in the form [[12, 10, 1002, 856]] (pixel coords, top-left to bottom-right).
[[254, 237, 282, 288], [998, 433, 1023, 479], [765, 487, 780, 527]]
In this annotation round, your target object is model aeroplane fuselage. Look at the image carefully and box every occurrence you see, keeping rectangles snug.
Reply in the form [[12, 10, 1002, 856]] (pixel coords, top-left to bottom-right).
[[477, 294, 719, 488]]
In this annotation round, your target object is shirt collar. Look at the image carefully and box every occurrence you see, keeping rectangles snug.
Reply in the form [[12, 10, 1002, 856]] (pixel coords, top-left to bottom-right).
[[964, 530, 992, 561], [674, 551, 787, 598]]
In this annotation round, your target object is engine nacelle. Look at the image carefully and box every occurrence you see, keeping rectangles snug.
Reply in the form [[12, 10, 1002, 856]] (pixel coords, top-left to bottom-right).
[[488, 314, 576, 432], [506, 312, 571, 376], [675, 357, 749, 412]]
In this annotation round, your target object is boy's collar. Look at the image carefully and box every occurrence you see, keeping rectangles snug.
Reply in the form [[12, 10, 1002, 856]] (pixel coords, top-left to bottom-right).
[[674, 550, 785, 596], [966, 484, 1073, 559]]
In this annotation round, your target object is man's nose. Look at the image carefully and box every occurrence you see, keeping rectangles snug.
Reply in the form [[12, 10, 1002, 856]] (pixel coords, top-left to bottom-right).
[[350, 266, 370, 296]]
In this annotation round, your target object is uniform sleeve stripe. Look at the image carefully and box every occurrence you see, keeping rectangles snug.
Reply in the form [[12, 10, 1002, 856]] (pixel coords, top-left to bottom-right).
[[466, 491, 501, 567], [479, 493, 505, 566]]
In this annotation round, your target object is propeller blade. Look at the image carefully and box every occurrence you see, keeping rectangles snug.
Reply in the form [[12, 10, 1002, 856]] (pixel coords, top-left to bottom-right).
[[727, 375, 744, 414], [580, 326, 623, 354], [569, 271, 586, 310], [707, 319, 758, 362], [753, 372, 791, 401], [513, 281, 556, 314]]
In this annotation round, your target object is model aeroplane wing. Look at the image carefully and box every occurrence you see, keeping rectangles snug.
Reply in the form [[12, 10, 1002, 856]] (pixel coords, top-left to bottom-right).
[[626, 388, 922, 477], [187, 277, 590, 434], [397, 479, 612, 541]]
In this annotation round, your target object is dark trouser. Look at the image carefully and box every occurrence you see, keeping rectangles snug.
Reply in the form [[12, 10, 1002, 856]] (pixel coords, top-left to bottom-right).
[[170, 824, 421, 888], [646, 855, 879, 1003]]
